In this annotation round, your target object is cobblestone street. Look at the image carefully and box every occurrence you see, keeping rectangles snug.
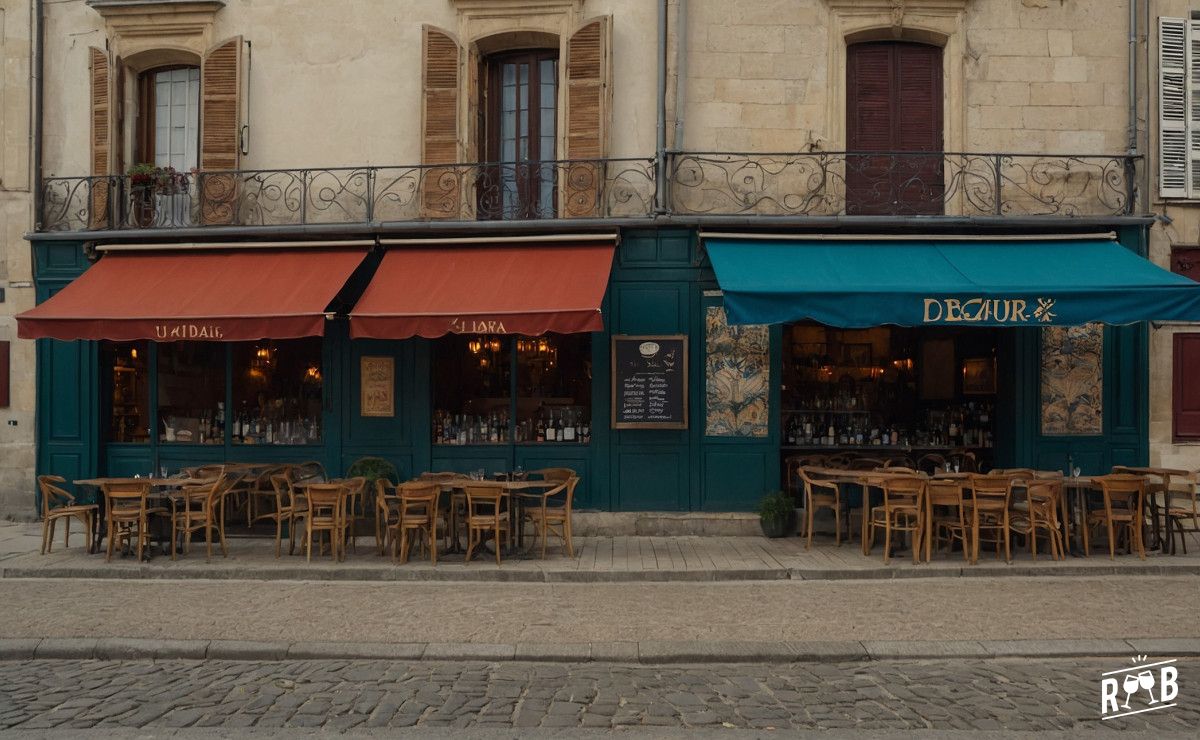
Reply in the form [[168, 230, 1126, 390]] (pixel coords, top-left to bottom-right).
[[0, 658, 1196, 735]]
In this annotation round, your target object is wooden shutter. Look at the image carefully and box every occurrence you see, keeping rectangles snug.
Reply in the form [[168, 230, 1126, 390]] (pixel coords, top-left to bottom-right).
[[1159, 17, 1188, 198], [200, 37, 244, 224], [89, 47, 111, 229], [563, 16, 611, 218], [846, 42, 942, 215], [1173, 333, 1200, 438], [0, 341, 9, 408], [421, 26, 462, 219]]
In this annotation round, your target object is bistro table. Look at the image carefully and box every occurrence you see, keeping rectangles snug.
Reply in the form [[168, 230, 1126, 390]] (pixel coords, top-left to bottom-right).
[[73, 476, 215, 556], [417, 477, 559, 558]]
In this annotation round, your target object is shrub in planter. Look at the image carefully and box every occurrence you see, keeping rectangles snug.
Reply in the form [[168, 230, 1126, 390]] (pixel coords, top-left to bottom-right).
[[757, 491, 796, 538]]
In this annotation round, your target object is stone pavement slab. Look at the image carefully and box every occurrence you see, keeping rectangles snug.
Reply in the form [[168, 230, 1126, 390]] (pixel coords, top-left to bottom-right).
[[4, 520, 1198, 584]]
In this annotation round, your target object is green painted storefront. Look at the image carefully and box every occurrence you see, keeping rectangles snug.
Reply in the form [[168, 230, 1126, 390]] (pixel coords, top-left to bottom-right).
[[31, 227, 1151, 514]]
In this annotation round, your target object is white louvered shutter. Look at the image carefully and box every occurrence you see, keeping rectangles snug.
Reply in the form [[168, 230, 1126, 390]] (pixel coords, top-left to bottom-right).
[[1189, 20, 1200, 196], [1160, 17, 1188, 198]]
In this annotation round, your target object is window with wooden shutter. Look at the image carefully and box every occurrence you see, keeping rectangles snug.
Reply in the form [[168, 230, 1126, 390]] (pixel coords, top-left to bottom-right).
[[90, 47, 111, 229], [846, 41, 943, 216], [1173, 333, 1200, 439], [199, 37, 244, 224], [563, 16, 611, 218], [1160, 18, 1190, 197], [421, 26, 462, 219]]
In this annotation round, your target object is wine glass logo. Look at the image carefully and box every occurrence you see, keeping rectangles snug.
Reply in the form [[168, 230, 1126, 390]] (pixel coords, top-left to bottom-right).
[[1100, 655, 1179, 720]]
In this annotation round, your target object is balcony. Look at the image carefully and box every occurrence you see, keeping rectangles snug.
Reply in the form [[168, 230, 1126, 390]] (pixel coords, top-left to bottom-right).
[[36, 152, 1138, 234]]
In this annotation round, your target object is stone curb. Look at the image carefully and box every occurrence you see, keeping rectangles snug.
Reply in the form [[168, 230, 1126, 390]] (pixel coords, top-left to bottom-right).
[[5, 561, 1197, 583], [2, 637, 1197, 664]]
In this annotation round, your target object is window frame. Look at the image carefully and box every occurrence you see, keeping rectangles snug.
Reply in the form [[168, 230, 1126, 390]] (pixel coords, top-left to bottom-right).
[[480, 48, 560, 220], [134, 64, 201, 169]]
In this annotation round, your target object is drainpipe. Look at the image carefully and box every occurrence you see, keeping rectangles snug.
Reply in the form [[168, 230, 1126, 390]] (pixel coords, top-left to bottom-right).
[[1128, 0, 1140, 214], [672, 0, 688, 152], [32, 0, 44, 230], [1145, 0, 1153, 214], [655, 0, 668, 214]]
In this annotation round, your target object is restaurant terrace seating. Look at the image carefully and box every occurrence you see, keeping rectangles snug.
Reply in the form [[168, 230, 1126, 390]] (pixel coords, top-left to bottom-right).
[[967, 475, 1014, 563], [103, 480, 158, 562], [868, 476, 926, 565], [464, 485, 511, 565], [1087, 474, 1147, 559], [171, 473, 236, 562], [394, 482, 441, 565], [522, 476, 578, 558]]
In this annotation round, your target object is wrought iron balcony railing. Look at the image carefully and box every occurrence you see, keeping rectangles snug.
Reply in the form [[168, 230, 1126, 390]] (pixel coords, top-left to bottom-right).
[[36, 152, 1137, 233], [669, 152, 1137, 219]]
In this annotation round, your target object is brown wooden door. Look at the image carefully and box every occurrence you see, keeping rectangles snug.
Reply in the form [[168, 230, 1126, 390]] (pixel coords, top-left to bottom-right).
[[846, 41, 943, 215]]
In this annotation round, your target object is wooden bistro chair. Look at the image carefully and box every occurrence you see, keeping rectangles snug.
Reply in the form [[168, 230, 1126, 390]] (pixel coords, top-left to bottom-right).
[[292, 460, 328, 484], [868, 476, 926, 565], [1009, 477, 1065, 561], [1085, 474, 1147, 559], [531, 467, 575, 483], [103, 480, 158, 562], [797, 468, 846, 549], [522, 476, 578, 558], [967, 475, 1014, 564], [925, 478, 969, 562], [304, 483, 349, 562], [1161, 472, 1200, 554], [394, 482, 441, 565], [375, 479, 401, 556], [38, 475, 98, 555], [265, 472, 308, 558], [338, 476, 368, 554], [170, 472, 236, 562], [464, 485, 511, 565], [247, 465, 290, 529]]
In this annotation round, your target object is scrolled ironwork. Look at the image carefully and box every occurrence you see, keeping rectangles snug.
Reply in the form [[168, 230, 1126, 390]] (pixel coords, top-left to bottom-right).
[[35, 152, 1134, 233], [667, 151, 1136, 218], [37, 158, 656, 232]]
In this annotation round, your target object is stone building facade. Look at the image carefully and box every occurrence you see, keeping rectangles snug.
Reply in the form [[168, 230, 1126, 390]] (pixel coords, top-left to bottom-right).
[[5, 0, 1196, 517]]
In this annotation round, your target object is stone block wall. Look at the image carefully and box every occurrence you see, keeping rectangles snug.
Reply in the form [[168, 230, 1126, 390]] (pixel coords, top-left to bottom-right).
[[0, 0, 34, 518]]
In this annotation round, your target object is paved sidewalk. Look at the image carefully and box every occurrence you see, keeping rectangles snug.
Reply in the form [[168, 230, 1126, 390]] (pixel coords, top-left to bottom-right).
[[1, 576, 1195, 646], [0, 657, 1196, 734], [5, 521, 1198, 582]]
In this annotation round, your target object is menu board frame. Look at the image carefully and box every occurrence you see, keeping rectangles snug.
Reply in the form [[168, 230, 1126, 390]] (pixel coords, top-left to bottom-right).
[[610, 334, 689, 430], [360, 355, 395, 418]]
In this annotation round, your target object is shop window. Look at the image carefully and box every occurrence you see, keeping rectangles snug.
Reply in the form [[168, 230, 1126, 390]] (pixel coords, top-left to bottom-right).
[[1173, 333, 1200, 439], [432, 333, 591, 445], [781, 324, 995, 454], [103, 342, 150, 443], [158, 343, 225, 444], [516, 334, 591, 443], [231, 339, 323, 445], [845, 41, 943, 215], [433, 334, 513, 444], [480, 50, 559, 220]]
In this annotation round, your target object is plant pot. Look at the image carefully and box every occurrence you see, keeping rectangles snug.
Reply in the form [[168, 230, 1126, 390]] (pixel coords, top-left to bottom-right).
[[759, 511, 794, 538]]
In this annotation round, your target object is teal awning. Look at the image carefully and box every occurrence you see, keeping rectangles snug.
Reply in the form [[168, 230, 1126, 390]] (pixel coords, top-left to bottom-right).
[[705, 237, 1200, 328]]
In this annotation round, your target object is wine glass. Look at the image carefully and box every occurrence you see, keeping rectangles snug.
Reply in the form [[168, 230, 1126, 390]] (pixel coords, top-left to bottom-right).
[[1072, 466, 1082, 479], [1138, 669, 1157, 704], [1122, 673, 1140, 709]]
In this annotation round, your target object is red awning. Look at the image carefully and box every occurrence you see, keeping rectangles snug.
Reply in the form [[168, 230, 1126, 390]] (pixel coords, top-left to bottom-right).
[[17, 248, 368, 341], [349, 242, 615, 339]]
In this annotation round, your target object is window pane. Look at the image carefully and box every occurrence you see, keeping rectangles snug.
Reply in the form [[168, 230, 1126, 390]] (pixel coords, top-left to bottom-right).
[[433, 335, 512, 445], [516, 334, 591, 443], [158, 343, 225, 444], [103, 342, 149, 443], [231, 338, 324, 445], [151, 67, 200, 172]]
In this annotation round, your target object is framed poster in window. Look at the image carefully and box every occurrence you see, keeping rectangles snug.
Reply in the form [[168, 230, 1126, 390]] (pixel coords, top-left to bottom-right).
[[962, 357, 996, 395], [360, 356, 395, 418]]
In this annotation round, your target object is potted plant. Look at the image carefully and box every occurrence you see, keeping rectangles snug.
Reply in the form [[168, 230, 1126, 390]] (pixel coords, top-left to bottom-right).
[[758, 490, 796, 538], [126, 164, 190, 227]]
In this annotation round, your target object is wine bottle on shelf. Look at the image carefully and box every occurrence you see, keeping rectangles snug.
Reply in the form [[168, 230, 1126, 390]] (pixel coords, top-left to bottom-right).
[[536, 413, 546, 442], [563, 410, 576, 442]]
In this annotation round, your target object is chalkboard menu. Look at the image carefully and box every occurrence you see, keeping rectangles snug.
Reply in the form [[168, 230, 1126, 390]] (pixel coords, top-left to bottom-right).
[[611, 335, 688, 429]]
